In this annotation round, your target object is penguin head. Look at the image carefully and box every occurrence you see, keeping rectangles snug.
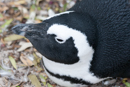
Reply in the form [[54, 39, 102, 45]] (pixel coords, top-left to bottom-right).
[[12, 11, 96, 64]]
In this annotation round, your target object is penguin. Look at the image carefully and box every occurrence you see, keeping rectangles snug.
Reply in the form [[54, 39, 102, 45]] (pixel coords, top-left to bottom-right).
[[11, 0, 130, 87]]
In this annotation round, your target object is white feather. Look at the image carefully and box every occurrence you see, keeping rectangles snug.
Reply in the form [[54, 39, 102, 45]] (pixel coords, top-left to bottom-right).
[[45, 11, 74, 20]]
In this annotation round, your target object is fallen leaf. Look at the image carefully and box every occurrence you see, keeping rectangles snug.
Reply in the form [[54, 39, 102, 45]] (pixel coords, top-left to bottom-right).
[[36, 16, 47, 21], [36, 0, 42, 6], [123, 78, 130, 87], [35, 66, 43, 72], [26, 4, 36, 23], [0, 29, 2, 33], [33, 52, 41, 63], [0, 38, 5, 44], [9, 56, 17, 70], [0, 6, 9, 12], [35, 19, 42, 23], [20, 55, 34, 66], [9, 0, 27, 6], [39, 74, 47, 86], [0, 13, 3, 18], [26, 11, 36, 23], [4, 34, 24, 42], [35, 52, 42, 58], [48, 9, 55, 17], [63, 3, 67, 11], [18, 6, 28, 14], [24, 38, 30, 42], [28, 74, 41, 87], [7, 41, 13, 46], [15, 16, 23, 21], [11, 83, 21, 87], [17, 42, 32, 52], [1, 19, 13, 29], [47, 83, 53, 87], [103, 79, 116, 86]]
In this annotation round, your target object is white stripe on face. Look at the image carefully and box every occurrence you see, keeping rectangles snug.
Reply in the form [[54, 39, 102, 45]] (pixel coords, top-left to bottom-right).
[[45, 11, 74, 20], [47, 24, 93, 59]]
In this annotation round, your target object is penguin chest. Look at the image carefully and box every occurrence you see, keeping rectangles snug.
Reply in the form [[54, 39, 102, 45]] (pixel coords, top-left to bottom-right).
[[42, 56, 105, 87]]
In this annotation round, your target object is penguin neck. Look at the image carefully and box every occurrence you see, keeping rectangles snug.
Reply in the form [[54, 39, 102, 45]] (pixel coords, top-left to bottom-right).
[[42, 49, 104, 84]]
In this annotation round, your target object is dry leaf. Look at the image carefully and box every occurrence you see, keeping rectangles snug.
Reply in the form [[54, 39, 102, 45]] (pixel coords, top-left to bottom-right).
[[35, 66, 43, 72], [35, 52, 42, 58], [11, 83, 21, 87], [26, 11, 36, 23], [123, 78, 130, 87], [48, 9, 55, 17], [26, 5, 36, 23], [17, 42, 32, 52], [28, 74, 41, 87], [0, 13, 3, 18], [39, 74, 47, 86], [9, 0, 27, 6], [18, 6, 28, 14], [1, 19, 13, 29], [20, 55, 34, 66], [9, 56, 17, 70], [0, 38, 6, 44], [35, 20, 42, 23], [36, 16, 47, 21], [0, 6, 8, 12], [47, 83, 53, 87], [7, 41, 12, 46], [4, 34, 24, 42], [33, 53, 41, 63], [36, 0, 42, 6], [0, 29, 2, 33], [103, 79, 116, 85]]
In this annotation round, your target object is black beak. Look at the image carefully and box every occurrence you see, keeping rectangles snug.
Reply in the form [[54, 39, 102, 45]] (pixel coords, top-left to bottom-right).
[[11, 24, 34, 36], [11, 22, 48, 38]]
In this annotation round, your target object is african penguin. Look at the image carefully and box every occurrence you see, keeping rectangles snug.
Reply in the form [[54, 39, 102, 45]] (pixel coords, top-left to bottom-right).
[[12, 0, 130, 87]]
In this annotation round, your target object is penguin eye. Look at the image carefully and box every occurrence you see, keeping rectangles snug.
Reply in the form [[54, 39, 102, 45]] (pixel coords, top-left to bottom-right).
[[55, 37, 65, 44]]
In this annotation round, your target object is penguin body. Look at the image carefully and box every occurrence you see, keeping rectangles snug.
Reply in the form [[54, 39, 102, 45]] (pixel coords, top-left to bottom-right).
[[12, 0, 130, 86]]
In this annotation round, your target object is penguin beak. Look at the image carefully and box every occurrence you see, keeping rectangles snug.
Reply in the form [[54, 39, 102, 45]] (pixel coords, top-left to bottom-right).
[[11, 22, 47, 38], [11, 24, 33, 36]]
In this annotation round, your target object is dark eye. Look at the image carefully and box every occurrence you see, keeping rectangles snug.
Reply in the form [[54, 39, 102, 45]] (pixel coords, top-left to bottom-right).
[[57, 38, 63, 42], [55, 37, 65, 44]]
